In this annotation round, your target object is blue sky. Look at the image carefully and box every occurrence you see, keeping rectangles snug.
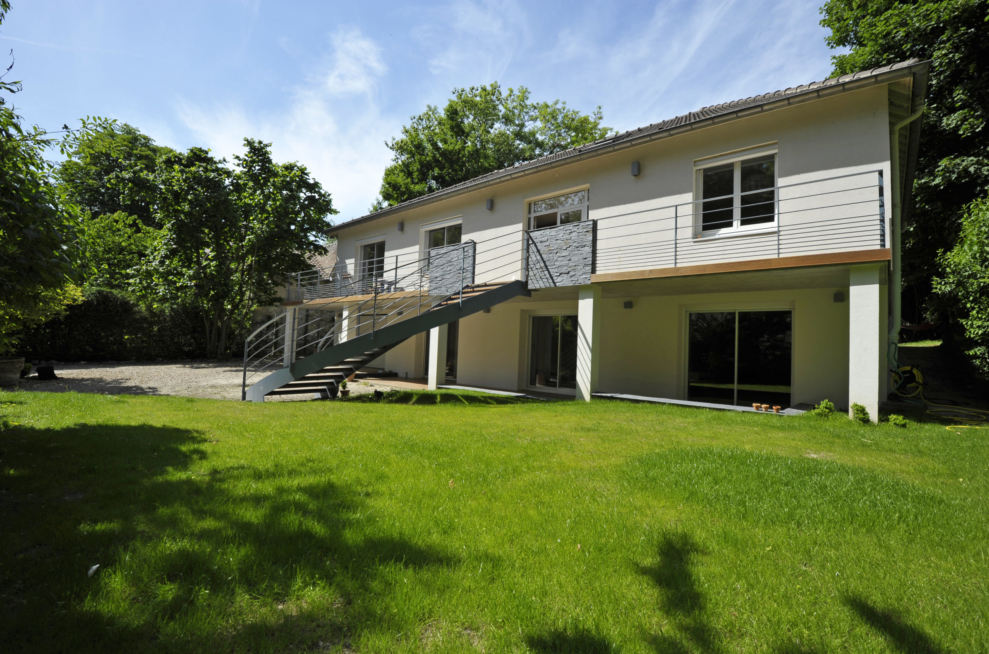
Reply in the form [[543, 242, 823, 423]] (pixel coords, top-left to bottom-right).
[[3, 0, 840, 221]]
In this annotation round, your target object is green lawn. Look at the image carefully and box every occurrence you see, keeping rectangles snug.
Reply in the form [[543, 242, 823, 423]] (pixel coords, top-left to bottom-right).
[[899, 339, 943, 348], [1, 390, 987, 653]]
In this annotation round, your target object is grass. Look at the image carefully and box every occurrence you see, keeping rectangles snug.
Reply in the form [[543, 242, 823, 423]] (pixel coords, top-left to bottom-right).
[[899, 339, 942, 348], [1, 389, 987, 653]]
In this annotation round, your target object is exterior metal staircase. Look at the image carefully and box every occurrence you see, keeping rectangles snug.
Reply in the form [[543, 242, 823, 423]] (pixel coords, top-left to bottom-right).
[[242, 241, 529, 401]]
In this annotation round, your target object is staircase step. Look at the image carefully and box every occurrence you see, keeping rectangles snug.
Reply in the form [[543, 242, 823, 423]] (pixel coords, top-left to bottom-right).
[[295, 374, 345, 383], [355, 370, 398, 379], [267, 386, 333, 396]]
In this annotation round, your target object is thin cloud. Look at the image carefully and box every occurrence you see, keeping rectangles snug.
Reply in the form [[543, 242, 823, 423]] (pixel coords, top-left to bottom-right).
[[414, 0, 530, 83], [1, 35, 162, 61], [321, 27, 387, 96], [177, 27, 397, 222]]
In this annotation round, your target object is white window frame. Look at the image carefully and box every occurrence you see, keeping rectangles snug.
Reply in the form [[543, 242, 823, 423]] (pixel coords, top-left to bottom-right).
[[693, 146, 778, 239], [419, 216, 463, 256], [355, 236, 386, 283], [526, 187, 590, 231], [524, 311, 580, 395], [678, 300, 795, 402]]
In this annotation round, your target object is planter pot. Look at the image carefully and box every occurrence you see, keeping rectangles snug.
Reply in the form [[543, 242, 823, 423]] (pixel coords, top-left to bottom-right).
[[340, 389, 350, 398], [0, 356, 25, 388]]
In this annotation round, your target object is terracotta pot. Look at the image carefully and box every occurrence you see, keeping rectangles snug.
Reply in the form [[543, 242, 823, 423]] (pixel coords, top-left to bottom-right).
[[761, 404, 771, 412], [0, 356, 25, 388], [341, 389, 350, 398], [773, 406, 781, 413], [751, 403, 761, 410]]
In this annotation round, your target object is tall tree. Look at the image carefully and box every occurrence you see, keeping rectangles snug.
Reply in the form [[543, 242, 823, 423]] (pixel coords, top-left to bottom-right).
[[144, 140, 335, 358], [0, 0, 85, 352], [78, 211, 157, 292], [379, 83, 613, 206], [58, 120, 173, 227], [820, 0, 989, 334], [934, 198, 989, 378]]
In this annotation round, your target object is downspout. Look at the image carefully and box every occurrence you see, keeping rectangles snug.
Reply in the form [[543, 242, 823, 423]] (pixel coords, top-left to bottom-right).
[[888, 103, 925, 359]]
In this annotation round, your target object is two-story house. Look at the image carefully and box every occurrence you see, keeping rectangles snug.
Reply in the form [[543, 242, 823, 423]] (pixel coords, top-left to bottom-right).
[[242, 59, 929, 422]]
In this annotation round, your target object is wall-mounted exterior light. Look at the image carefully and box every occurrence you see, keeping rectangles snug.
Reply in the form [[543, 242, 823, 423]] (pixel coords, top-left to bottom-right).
[[397, 221, 404, 232], [631, 161, 641, 177], [834, 291, 845, 303], [623, 301, 634, 309], [486, 198, 494, 211]]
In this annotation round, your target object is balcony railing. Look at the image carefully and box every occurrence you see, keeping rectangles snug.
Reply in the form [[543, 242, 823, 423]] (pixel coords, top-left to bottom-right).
[[593, 170, 885, 275], [283, 169, 887, 306]]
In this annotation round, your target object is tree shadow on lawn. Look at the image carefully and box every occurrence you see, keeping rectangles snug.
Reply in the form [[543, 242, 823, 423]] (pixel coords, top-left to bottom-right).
[[0, 422, 458, 653], [638, 531, 724, 654], [630, 531, 944, 654], [525, 628, 617, 653], [844, 596, 946, 654]]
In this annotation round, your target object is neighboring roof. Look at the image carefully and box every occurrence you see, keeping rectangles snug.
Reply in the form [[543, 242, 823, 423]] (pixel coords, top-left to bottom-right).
[[328, 59, 930, 236], [306, 241, 337, 274]]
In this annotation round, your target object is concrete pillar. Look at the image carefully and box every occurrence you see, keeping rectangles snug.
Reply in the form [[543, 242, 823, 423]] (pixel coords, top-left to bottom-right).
[[848, 265, 884, 422], [576, 284, 602, 402], [338, 308, 350, 343], [427, 324, 449, 390], [282, 307, 297, 367]]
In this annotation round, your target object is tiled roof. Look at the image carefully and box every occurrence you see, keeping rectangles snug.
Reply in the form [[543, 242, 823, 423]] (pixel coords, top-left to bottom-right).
[[329, 59, 929, 235]]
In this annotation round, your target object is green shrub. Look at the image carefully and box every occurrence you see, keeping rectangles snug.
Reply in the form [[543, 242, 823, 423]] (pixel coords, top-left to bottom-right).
[[18, 288, 247, 361], [851, 403, 871, 424], [886, 414, 909, 428], [808, 399, 837, 417], [934, 196, 989, 380]]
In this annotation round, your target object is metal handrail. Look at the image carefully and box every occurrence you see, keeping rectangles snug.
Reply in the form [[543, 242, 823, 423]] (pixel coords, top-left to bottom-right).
[[242, 241, 477, 399]]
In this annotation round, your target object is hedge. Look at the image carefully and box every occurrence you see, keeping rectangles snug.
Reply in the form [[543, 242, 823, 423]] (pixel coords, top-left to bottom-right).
[[19, 288, 245, 362]]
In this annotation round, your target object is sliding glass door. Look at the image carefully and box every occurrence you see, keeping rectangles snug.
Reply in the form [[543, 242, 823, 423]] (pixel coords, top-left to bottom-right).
[[529, 315, 578, 391], [687, 310, 792, 408]]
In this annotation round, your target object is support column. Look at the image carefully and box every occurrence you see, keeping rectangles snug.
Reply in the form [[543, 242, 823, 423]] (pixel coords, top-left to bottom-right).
[[338, 308, 351, 343], [576, 284, 601, 402], [282, 307, 297, 367], [848, 265, 883, 422], [427, 324, 449, 390]]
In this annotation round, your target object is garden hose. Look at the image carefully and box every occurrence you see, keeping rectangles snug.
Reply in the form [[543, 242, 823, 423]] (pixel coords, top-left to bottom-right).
[[889, 363, 989, 425]]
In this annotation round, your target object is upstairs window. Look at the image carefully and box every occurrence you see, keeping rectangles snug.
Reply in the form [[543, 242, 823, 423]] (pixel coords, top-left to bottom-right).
[[696, 153, 776, 234], [359, 240, 385, 280], [528, 189, 589, 230], [426, 223, 462, 249]]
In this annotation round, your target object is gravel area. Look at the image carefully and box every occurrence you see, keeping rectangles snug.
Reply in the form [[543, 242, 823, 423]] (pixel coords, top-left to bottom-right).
[[11, 361, 386, 401]]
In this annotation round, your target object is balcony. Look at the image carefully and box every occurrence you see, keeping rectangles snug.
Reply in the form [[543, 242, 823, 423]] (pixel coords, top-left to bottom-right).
[[588, 169, 887, 282], [285, 169, 888, 302]]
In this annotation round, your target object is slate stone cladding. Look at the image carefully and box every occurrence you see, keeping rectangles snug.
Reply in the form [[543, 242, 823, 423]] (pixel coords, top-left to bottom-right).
[[526, 221, 594, 289], [427, 241, 475, 296]]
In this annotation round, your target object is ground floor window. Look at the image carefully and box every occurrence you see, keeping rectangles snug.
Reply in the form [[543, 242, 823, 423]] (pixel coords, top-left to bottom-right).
[[529, 315, 578, 390], [687, 310, 792, 408]]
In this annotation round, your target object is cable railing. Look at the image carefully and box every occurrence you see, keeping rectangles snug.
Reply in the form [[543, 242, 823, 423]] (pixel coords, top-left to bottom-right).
[[242, 241, 479, 397], [592, 169, 885, 275]]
